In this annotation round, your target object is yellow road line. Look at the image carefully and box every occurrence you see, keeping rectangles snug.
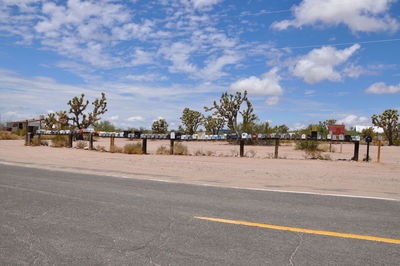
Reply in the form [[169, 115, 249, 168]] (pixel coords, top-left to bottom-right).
[[194, 216, 400, 245]]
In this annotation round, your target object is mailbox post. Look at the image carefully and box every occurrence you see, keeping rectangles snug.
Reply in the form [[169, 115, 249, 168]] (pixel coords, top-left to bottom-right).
[[352, 141, 360, 161], [365, 136, 372, 162], [142, 139, 147, 154], [239, 139, 245, 157], [274, 138, 279, 159]]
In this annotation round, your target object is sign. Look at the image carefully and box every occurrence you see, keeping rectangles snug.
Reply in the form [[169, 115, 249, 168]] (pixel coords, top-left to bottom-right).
[[328, 125, 345, 135]]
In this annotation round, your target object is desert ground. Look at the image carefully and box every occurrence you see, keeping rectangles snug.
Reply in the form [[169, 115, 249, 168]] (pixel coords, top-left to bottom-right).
[[0, 139, 399, 200]]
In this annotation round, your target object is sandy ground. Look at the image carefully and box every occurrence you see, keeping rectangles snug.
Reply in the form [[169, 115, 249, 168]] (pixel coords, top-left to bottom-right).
[[0, 139, 399, 200]]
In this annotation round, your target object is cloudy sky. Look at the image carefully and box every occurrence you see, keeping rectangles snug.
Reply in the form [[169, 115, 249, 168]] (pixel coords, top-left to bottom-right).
[[1, 0, 399, 130]]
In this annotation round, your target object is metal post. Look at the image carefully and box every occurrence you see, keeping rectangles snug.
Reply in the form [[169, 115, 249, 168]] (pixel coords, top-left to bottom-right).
[[366, 141, 370, 162], [352, 141, 359, 161], [377, 140, 381, 163], [27, 132, 32, 146], [142, 139, 147, 154], [274, 139, 279, 159], [239, 139, 245, 157], [89, 133, 94, 150], [170, 139, 174, 155]]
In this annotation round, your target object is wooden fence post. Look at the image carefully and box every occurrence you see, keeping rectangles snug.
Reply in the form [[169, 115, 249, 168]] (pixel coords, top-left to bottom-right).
[[377, 140, 382, 163], [142, 139, 147, 154], [24, 120, 29, 145], [170, 139, 174, 155], [110, 135, 115, 150], [274, 139, 280, 159], [352, 141, 359, 161], [68, 133, 73, 148], [239, 139, 245, 157], [89, 133, 94, 150]]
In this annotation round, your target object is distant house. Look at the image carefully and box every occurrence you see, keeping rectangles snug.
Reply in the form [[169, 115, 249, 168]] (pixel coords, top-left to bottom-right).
[[5, 119, 41, 133]]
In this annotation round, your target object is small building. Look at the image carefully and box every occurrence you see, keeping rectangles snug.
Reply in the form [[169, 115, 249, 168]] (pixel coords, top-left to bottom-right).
[[5, 119, 41, 133]]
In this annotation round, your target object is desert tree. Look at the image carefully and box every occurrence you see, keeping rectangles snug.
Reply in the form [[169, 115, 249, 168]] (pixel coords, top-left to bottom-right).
[[240, 99, 258, 133], [203, 115, 225, 135], [152, 118, 168, 133], [41, 111, 70, 129], [94, 120, 116, 132], [372, 109, 399, 146], [68, 93, 107, 129], [204, 91, 248, 133], [180, 108, 203, 135]]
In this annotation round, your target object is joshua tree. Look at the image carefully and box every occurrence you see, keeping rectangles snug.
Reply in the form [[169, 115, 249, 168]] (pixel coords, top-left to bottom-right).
[[203, 115, 225, 135], [372, 109, 399, 146], [68, 93, 107, 129], [240, 99, 258, 133], [180, 108, 203, 135], [205, 91, 248, 133], [152, 118, 168, 133]]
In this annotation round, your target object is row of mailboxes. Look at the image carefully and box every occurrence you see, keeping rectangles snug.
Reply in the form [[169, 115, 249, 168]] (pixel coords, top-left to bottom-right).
[[35, 129, 362, 142]]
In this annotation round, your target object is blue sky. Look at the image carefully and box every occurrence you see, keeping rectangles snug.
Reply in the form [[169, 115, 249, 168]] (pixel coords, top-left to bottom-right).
[[1, 0, 400, 130]]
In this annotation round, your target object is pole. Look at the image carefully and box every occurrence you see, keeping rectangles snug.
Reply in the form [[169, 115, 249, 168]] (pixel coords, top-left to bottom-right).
[[340, 142, 343, 153], [142, 139, 147, 154], [170, 139, 174, 155], [352, 141, 359, 161], [89, 133, 94, 150], [377, 140, 381, 163], [366, 141, 370, 162], [24, 120, 29, 145], [239, 139, 245, 157], [110, 135, 115, 150], [274, 139, 279, 159], [68, 133, 73, 148]]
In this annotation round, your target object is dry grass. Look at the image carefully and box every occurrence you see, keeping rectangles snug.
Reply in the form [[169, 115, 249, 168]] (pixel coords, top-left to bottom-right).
[[245, 150, 257, 158], [110, 145, 123, 153], [96, 145, 106, 152], [156, 145, 170, 155], [0, 131, 21, 140], [193, 149, 214, 156], [123, 143, 143, 154], [31, 137, 41, 146], [51, 135, 69, 147], [75, 141, 88, 149], [173, 143, 188, 155]]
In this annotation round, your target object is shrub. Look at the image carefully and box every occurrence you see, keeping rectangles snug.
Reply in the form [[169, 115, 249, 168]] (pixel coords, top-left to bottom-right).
[[51, 135, 68, 147], [31, 137, 41, 146], [96, 145, 106, 152], [0, 131, 20, 140], [193, 150, 214, 156], [156, 145, 170, 155], [245, 150, 257, 158], [123, 143, 142, 154], [173, 143, 188, 155], [110, 145, 123, 153], [295, 140, 319, 151], [76, 141, 88, 149]]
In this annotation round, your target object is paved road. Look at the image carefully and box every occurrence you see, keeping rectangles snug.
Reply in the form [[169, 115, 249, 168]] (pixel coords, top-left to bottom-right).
[[1, 164, 399, 265]]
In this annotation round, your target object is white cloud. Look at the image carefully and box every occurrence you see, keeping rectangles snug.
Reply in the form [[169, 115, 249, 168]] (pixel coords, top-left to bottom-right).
[[187, 0, 223, 9], [291, 44, 360, 84], [337, 115, 369, 127], [127, 116, 144, 122], [109, 115, 119, 121], [265, 96, 280, 106], [230, 67, 283, 95], [125, 74, 168, 82], [365, 82, 400, 94], [272, 0, 399, 33]]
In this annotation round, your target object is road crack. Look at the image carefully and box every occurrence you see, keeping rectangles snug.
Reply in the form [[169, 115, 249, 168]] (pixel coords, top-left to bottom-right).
[[289, 232, 303, 266]]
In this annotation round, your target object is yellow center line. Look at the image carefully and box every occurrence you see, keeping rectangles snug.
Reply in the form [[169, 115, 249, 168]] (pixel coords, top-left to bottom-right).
[[194, 216, 400, 245]]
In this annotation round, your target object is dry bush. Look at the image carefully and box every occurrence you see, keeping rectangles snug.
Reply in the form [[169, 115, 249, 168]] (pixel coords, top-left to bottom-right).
[[96, 145, 106, 152], [110, 145, 123, 153], [123, 143, 142, 154], [41, 140, 49, 146], [245, 150, 257, 158], [319, 144, 330, 152], [173, 143, 188, 155], [0, 131, 20, 140], [156, 145, 170, 155], [206, 150, 214, 156], [194, 149, 203, 156], [193, 150, 214, 156], [52, 135, 68, 147], [31, 137, 41, 146], [76, 141, 88, 149], [230, 149, 239, 157]]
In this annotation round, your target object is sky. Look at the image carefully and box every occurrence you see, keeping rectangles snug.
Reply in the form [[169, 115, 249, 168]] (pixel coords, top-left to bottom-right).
[[0, 0, 400, 130]]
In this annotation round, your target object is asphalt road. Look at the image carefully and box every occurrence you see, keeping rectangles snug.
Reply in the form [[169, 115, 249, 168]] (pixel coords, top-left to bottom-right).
[[1, 164, 399, 265]]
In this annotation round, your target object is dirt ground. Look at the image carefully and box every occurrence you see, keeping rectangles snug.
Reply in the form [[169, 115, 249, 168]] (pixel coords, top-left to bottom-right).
[[0, 139, 399, 200]]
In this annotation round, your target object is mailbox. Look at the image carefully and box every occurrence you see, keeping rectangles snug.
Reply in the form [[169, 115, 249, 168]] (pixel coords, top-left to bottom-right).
[[332, 135, 337, 141], [365, 136, 373, 143], [241, 133, 248, 139], [301, 134, 306, 140], [327, 134, 332, 140], [339, 134, 344, 141]]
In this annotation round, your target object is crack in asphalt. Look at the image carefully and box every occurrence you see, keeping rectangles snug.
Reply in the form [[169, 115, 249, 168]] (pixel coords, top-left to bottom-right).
[[289, 232, 303, 266]]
